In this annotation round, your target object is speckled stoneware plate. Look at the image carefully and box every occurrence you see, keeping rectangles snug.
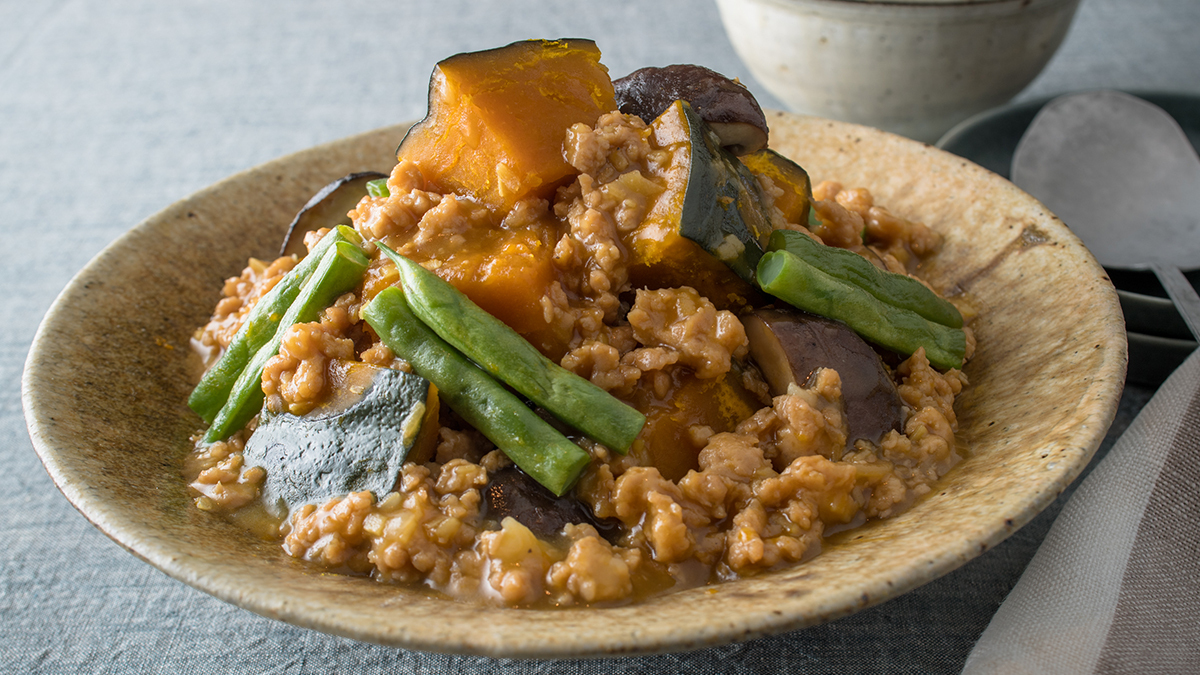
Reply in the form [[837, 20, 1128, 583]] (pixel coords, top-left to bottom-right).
[[23, 113, 1127, 658]]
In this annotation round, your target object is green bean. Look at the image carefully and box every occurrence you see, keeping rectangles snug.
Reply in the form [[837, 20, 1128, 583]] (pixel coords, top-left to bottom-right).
[[363, 287, 592, 496], [376, 243, 644, 453], [768, 230, 963, 329], [366, 179, 390, 198], [757, 250, 965, 370], [189, 225, 363, 424], [202, 240, 370, 443]]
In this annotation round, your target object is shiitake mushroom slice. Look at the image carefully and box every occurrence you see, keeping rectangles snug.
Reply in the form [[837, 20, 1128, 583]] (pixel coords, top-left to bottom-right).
[[614, 64, 769, 155], [743, 308, 904, 446], [483, 466, 618, 542], [280, 171, 385, 258]]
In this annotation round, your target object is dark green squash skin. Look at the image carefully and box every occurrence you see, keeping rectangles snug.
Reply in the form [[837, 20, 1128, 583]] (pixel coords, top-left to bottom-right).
[[654, 100, 773, 286], [243, 365, 436, 518]]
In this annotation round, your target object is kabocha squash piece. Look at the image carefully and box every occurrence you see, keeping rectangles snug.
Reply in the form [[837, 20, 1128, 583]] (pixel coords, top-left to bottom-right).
[[243, 362, 439, 518], [614, 64, 769, 155], [625, 368, 764, 481], [625, 100, 772, 309], [741, 150, 814, 229], [397, 39, 617, 211]]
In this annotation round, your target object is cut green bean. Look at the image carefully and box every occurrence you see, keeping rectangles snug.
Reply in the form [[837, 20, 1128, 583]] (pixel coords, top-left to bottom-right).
[[366, 178, 390, 198], [768, 230, 963, 329], [376, 243, 644, 453], [202, 240, 370, 443], [363, 286, 592, 495], [189, 225, 363, 424], [757, 250, 965, 370]]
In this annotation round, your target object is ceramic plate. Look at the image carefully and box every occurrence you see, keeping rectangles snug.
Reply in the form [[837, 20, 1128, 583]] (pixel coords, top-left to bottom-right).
[[24, 114, 1126, 657]]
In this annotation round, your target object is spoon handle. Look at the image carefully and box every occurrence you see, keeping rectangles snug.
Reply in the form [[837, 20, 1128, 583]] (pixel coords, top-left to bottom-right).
[[1150, 263, 1200, 341]]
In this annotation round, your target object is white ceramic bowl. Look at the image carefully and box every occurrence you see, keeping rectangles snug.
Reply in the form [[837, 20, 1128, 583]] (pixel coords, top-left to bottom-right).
[[717, 0, 1082, 141]]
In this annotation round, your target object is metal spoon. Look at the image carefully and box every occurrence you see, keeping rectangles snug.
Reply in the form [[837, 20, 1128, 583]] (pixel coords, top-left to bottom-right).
[[1011, 90, 1200, 339]]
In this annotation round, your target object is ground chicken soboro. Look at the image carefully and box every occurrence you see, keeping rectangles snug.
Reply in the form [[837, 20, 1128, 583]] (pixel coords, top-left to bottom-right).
[[186, 111, 973, 607]]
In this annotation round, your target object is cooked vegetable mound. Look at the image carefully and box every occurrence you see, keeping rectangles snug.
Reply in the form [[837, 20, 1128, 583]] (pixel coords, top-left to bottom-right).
[[184, 39, 974, 607]]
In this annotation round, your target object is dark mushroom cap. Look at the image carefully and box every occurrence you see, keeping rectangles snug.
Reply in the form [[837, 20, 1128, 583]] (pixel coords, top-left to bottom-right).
[[483, 466, 618, 541], [614, 64, 769, 155], [743, 308, 904, 448]]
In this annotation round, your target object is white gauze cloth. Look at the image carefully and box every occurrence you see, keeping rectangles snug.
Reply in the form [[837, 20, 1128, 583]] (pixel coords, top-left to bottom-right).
[[963, 348, 1200, 674]]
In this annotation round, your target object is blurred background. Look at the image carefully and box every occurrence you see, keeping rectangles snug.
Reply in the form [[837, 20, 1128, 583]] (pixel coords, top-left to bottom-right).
[[2, 0, 1198, 672]]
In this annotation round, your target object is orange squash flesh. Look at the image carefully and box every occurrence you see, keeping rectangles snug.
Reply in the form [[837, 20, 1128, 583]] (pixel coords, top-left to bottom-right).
[[625, 230, 764, 311], [432, 229, 572, 360], [398, 39, 617, 212], [741, 149, 814, 228], [626, 368, 763, 481]]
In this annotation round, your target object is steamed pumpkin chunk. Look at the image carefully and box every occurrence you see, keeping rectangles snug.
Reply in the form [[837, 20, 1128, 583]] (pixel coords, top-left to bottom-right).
[[625, 368, 764, 481], [352, 178, 571, 358], [622, 101, 772, 311], [397, 38, 618, 211]]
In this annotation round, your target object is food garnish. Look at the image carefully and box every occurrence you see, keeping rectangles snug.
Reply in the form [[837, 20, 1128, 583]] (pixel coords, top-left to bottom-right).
[[768, 229, 963, 329], [757, 232, 966, 369], [203, 239, 369, 442], [365, 178, 390, 198]]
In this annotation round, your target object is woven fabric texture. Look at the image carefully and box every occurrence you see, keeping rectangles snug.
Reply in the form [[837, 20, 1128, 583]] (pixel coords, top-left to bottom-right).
[[964, 351, 1200, 674]]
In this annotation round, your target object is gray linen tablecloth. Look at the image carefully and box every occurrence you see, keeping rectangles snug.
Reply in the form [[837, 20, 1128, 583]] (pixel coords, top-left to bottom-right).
[[3, 1, 1198, 672]]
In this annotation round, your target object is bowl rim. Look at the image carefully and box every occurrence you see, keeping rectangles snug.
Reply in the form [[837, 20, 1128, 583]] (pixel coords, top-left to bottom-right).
[[23, 115, 1127, 657], [738, 0, 1075, 13]]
